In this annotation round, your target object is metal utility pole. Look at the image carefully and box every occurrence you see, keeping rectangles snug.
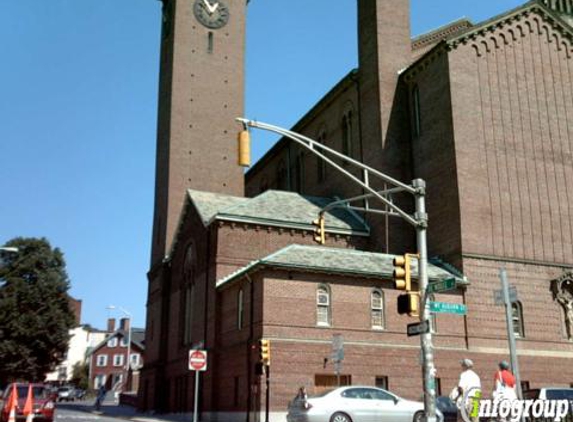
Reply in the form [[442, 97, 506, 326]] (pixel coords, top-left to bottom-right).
[[236, 118, 437, 422]]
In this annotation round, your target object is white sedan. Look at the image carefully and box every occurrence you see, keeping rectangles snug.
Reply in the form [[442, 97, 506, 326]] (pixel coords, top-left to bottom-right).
[[287, 386, 444, 422]]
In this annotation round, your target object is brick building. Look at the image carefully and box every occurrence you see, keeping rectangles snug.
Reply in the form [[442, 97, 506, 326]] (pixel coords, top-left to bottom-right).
[[140, 0, 573, 420], [89, 318, 145, 393]]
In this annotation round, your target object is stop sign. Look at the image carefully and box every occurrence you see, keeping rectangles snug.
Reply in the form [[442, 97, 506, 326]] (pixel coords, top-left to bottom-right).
[[188, 349, 208, 371]]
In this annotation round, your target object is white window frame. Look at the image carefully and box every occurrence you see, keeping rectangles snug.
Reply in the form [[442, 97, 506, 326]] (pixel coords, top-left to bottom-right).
[[96, 354, 108, 367], [512, 301, 525, 338], [120, 336, 129, 347], [316, 285, 331, 327], [107, 337, 118, 348], [130, 353, 140, 368], [371, 289, 385, 330], [113, 354, 124, 367]]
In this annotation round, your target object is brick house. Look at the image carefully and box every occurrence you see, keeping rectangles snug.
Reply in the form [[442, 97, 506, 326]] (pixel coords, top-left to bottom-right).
[[141, 0, 573, 420], [89, 318, 145, 393]]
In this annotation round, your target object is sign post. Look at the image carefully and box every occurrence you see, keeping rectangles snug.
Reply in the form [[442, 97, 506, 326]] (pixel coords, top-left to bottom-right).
[[189, 350, 207, 422]]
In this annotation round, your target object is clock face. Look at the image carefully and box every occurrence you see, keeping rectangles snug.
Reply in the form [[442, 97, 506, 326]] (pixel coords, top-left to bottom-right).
[[193, 0, 230, 29]]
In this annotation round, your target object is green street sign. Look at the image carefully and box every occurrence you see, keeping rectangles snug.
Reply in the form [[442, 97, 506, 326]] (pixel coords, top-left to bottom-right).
[[430, 301, 467, 315], [427, 278, 456, 294]]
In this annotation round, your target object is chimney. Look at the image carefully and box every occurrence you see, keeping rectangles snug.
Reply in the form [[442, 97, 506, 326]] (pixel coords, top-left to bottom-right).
[[107, 318, 116, 333], [119, 317, 130, 332], [357, 0, 411, 152]]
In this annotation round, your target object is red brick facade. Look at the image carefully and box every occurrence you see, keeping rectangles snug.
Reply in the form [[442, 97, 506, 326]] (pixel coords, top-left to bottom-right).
[[142, 0, 573, 420]]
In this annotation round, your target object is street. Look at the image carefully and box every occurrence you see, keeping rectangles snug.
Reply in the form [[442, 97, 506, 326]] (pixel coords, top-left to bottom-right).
[[54, 401, 141, 422]]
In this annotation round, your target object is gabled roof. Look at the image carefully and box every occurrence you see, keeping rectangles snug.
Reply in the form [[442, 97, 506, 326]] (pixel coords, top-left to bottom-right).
[[217, 244, 468, 289], [403, 0, 573, 81], [446, 0, 573, 47], [215, 190, 369, 232], [167, 189, 370, 261], [88, 328, 145, 355]]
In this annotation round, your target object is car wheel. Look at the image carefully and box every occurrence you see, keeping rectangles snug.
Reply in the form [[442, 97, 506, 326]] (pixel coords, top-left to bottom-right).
[[330, 412, 352, 422], [413, 411, 424, 422]]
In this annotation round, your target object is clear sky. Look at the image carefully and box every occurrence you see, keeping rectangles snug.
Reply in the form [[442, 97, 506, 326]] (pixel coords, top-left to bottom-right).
[[0, 0, 526, 330]]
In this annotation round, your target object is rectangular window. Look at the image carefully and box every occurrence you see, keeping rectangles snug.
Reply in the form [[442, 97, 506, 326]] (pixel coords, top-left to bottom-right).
[[113, 354, 124, 367], [130, 353, 140, 367], [237, 289, 244, 330], [107, 337, 118, 348], [435, 377, 442, 396], [120, 337, 129, 347], [375, 376, 388, 390], [96, 355, 108, 367]]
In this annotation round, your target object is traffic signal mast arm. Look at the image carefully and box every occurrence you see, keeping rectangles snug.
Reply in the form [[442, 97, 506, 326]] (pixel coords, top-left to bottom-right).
[[236, 118, 422, 228], [237, 118, 437, 422]]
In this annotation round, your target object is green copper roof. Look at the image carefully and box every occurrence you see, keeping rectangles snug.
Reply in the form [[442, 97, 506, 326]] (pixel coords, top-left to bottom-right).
[[217, 244, 468, 288], [188, 189, 369, 233], [187, 189, 248, 225]]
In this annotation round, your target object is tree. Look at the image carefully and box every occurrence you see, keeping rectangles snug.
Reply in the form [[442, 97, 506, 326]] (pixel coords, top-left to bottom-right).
[[70, 361, 89, 390], [0, 237, 75, 385]]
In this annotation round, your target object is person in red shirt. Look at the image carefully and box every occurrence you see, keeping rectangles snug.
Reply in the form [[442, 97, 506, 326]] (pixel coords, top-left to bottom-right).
[[494, 360, 516, 390]]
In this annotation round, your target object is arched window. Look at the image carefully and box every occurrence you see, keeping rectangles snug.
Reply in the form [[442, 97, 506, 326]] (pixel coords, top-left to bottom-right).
[[341, 108, 353, 159], [316, 126, 327, 182], [371, 289, 385, 329], [512, 301, 525, 338], [183, 283, 195, 344], [294, 151, 305, 193], [182, 243, 196, 345], [412, 85, 421, 138], [237, 288, 244, 330], [317, 284, 331, 326], [183, 243, 196, 282], [277, 159, 288, 190]]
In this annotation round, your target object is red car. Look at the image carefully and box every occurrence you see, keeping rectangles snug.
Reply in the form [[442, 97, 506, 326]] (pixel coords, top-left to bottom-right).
[[0, 383, 55, 422]]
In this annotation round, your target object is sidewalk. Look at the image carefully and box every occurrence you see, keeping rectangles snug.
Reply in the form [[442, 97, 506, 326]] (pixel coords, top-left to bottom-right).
[[99, 404, 191, 422]]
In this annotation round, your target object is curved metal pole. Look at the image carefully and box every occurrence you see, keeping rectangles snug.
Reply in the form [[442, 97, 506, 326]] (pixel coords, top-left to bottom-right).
[[237, 118, 419, 227]]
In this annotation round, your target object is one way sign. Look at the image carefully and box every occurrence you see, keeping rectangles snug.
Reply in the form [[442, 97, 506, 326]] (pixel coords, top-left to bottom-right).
[[407, 320, 430, 337]]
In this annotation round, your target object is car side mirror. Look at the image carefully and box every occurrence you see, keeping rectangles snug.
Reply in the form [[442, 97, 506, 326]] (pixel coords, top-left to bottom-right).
[[393, 397, 399, 405]]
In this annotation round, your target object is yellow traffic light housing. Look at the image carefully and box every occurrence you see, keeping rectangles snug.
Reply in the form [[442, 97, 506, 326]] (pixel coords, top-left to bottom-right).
[[238, 130, 251, 167], [393, 254, 412, 291], [312, 215, 326, 245], [259, 339, 270, 365], [397, 292, 420, 317]]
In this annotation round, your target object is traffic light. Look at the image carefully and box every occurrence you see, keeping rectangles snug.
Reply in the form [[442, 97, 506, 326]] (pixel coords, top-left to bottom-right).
[[312, 214, 326, 245], [238, 129, 251, 167], [393, 254, 413, 291], [259, 339, 270, 365], [397, 292, 420, 317]]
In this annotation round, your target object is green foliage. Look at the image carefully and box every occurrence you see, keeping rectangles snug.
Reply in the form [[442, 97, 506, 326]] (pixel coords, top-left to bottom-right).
[[70, 361, 89, 390], [0, 237, 75, 385]]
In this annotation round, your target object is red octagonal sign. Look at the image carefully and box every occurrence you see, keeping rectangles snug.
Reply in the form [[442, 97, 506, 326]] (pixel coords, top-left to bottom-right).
[[189, 349, 208, 371]]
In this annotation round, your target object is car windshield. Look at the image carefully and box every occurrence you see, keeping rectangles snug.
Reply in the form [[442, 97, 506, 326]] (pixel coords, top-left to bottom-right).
[[546, 389, 573, 400], [15, 386, 48, 399], [58, 387, 71, 392]]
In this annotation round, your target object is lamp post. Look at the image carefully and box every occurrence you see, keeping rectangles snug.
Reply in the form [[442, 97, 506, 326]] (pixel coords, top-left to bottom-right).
[[237, 118, 437, 422], [107, 305, 132, 392]]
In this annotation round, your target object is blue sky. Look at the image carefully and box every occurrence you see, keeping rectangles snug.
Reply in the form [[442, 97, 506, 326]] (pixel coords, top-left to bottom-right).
[[0, 0, 525, 329]]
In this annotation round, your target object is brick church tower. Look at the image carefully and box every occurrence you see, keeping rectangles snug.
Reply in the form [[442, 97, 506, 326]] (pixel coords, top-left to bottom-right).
[[150, 0, 246, 266]]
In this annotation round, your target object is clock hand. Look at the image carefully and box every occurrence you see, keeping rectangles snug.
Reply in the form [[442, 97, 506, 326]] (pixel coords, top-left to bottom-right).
[[202, 0, 219, 14]]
